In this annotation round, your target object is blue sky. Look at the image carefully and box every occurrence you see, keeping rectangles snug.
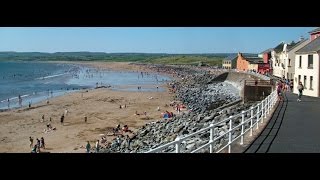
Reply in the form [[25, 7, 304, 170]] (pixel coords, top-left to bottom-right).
[[0, 27, 315, 54]]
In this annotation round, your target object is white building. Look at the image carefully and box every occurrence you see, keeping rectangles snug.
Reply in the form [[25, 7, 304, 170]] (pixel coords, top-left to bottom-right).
[[294, 28, 320, 97], [271, 38, 309, 80]]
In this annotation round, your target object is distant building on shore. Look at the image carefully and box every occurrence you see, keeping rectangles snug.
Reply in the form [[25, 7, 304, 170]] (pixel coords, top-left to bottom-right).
[[222, 54, 237, 69], [294, 27, 320, 97], [236, 52, 270, 74]]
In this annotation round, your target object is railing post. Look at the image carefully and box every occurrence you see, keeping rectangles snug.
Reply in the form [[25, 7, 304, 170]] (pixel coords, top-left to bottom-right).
[[264, 98, 267, 119], [266, 96, 269, 115], [261, 100, 264, 122], [228, 116, 233, 153], [240, 111, 245, 145], [209, 124, 214, 153], [267, 95, 271, 114], [175, 137, 181, 153], [256, 104, 260, 129]]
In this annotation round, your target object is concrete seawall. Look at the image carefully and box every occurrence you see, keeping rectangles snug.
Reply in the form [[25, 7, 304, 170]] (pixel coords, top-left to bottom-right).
[[212, 71, 260, 98]]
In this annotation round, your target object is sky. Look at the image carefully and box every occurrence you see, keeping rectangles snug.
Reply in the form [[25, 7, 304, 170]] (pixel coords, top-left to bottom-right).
[[0, 27, 316, 54]]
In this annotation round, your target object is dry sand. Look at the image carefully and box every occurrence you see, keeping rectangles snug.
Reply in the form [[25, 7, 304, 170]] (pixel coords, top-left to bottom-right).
[[0, 62, 175, 153]]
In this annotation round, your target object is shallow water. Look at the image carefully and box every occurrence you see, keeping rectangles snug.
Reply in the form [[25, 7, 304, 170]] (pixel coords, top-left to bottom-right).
[[0, 61, 171, 110]]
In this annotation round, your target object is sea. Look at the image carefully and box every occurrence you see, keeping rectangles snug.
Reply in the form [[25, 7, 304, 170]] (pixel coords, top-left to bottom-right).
[[0, 61, 171, 110]]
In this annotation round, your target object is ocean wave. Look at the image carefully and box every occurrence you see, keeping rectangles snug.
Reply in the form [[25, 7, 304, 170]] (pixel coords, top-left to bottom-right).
[[35, 73, 68, 80], [0, 94, 30, 103]]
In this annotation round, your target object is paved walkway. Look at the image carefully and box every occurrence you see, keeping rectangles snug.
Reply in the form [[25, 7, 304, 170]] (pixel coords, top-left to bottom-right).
[[244, 91, 320, 153]]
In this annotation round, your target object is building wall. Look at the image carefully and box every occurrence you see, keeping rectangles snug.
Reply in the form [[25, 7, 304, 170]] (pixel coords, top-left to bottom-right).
[[294, 53, 320, 97], [263, 53, 270, 63], [272, 51, 284, 78], [248, 63, 258, 72], [222, 60, 234, 69], [236, 54, 249, 71], [285, 40, 310, 80], [258, 63, 270, 74]]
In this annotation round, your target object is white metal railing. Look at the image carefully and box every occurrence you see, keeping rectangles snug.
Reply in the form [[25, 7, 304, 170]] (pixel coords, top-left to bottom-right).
[[145, 89, 278, 153]]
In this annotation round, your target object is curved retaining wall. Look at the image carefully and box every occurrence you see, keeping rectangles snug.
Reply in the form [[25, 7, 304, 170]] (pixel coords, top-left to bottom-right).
[[212, 71, 263, 99]]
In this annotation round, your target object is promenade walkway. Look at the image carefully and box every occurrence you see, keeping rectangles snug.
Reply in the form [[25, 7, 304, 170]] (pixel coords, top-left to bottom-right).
[[244, 91, 320, 153]]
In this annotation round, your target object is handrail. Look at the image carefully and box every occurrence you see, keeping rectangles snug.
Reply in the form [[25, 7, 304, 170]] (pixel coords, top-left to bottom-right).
[[145, 73, 277, 153]]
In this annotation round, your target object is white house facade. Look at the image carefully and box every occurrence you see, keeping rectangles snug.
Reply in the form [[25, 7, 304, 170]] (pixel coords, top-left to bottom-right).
[[271, 39, 309, 80], [294, 30, 320, 97]]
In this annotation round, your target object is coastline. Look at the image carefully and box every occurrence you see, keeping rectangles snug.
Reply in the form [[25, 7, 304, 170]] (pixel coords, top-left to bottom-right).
[[0, 61, 175, 153]]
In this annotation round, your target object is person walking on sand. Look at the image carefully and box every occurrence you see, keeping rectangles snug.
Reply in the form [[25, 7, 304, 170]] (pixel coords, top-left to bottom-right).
[[29, 137, 34, 148], [95, 140, 100, 153], [86, 141, 91, 153], [84, 116, 87, 123], [41, 115, 45, 122], [297, 82, 304, 102], [36, 138, 41, 153], [40, 137, 45, 149], [60, 114, 64, 125], [64, 109, 68, 116]]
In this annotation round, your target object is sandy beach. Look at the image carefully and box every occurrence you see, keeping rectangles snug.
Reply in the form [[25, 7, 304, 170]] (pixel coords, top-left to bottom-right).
[[0, 62, 175, 153]]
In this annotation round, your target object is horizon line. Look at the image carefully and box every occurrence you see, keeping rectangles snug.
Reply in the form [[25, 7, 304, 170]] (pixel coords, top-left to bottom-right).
[[0, 51, 258, 54]]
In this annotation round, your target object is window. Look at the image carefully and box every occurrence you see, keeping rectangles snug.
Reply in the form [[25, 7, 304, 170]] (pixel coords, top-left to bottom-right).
[[304, 76, 307, 89], [310, 76, 313, 90], [288, 59, 291, 67], [298, 75, 301, 84], [308, 55, 313, 68], [299, 56, 302, 68]]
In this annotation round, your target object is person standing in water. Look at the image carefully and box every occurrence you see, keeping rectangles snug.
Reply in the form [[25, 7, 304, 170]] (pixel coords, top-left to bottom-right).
[[18, 95, 22, 107], [7, 98, 10, 109]]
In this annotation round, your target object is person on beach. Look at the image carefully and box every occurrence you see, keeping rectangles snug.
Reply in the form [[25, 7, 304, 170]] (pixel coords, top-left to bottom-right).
[[64, 109, 68, 116], [84, 116, 87, 123], [36, 138, 41, 153], [86, 141, 91, 153], [60, 114, 64, 125], [29, 137, 34, 148], [40, 137, 45, 149], [29, 102, 31, 108], [7, 98, 10, 109], [31, 144, 37, 153], [41, 115, 45, 122], [18, 95, 22, 107], [95, 140, 100, 153]]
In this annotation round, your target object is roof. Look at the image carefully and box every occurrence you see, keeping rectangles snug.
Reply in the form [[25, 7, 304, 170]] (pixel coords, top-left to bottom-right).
[[273, 42, 285, 53], [296, 37, 320, 54], [260, 48, 273, 54], [309, 27, 320, 34], [245, 57, 264, 63], [287, 38, 309, 51], [223, 54, 237, 61], [273, 39, 308, 53]]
